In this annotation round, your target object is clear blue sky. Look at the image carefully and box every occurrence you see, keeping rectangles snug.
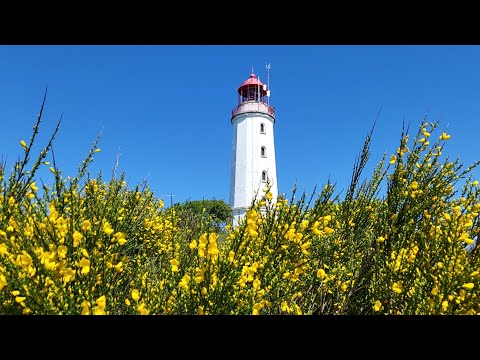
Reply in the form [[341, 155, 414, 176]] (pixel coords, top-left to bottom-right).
[[1, 45, 479, 206]]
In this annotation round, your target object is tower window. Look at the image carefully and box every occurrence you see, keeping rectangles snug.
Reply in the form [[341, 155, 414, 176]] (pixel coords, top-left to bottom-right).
[[260, 123, 265, 134], [261, 146, 266, 157], [261, 171, 267, 182]]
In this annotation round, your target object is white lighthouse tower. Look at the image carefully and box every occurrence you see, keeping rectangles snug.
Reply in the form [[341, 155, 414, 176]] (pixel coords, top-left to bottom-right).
[[229, 68, 278, 226]]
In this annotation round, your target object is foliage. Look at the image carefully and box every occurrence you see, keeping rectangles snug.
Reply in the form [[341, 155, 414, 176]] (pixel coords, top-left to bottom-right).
[[1, 95, 480, 315], [174, 199, 232, 235]]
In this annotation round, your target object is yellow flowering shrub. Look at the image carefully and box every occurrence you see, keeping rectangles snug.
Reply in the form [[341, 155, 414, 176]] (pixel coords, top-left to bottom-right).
[[1, 99, 479, 315]]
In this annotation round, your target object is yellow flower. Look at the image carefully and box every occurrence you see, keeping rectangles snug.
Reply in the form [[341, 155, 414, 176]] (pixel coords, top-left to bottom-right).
[[137, 303, 149, 315], [248, 229, 259, 238], [377, 236, 386, 244], [390, 155, 397, 165], [267, 192, 273, 200], [178, 274, 191, 290], [0, 243, 7, 255], [252, 302, 263, 315], [439, 131, 451, 140], [81, 300, 91, 315], [441, 300, 448, 311], [30, 182, 38, 192], [132, 289, 140, 302], [114, 262, 123, 273], [198, 306, 205, 315], [20, 140, 27, 150], [228, 250, 235, 262], [49, 167, 56, 174], [194, 268, 205, 284], [55, 246, 67, 260], [301, 220, 309, 229], [170, 258, 179, 272], [96, 296, 106, 309], [323, 227, 334, 235], [93, 307, 106, 315], [189, 239, 197, 250], [373, 300, 382, 312], [72, 231, 83, 247], [317, 269, 327, 280], [103, 222, 114, 235], [95, 148, 101, 153], [462, 283, 474, 290], [247, 209, 258, 221], [392, 282, 403, 294], [63, 269, 75, 283], [114, 232, 126, 245], [0, 275, 7, 291], [79, 257, 90, 275], [125, 299, 131, 306], [312, 221, 322, 236], [82, 220, 91, 231], [19, 251, 32, 268], [15, 296, 26, 303]]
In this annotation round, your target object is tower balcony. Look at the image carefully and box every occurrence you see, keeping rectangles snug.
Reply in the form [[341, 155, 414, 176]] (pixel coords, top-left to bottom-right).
[[231, 101, 275, 122]]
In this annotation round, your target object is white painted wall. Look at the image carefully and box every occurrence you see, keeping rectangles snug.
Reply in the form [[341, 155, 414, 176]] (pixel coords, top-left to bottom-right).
[[229, 110, 278, 227]]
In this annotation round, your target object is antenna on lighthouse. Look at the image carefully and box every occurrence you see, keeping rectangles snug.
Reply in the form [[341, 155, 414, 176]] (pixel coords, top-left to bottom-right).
[[266, 62, 271, 105]]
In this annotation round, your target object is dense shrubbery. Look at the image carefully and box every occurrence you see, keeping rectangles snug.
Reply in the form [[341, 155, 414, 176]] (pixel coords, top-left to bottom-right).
[[1, 97, 479, 315]]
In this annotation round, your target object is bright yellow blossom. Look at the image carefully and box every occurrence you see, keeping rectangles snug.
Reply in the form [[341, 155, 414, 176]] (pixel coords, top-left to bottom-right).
[[103, 222, 114, 235], [170, 258, 180, 272], [57, 245, 67, 259], [462, 283, 474, 290], [439, 131, 451, 140], [79, 258, 90, 275], [132, 289, 140, 302], [72, 231, 83, 247], [317, 269, 327, 279], [81, 301, 91, 315], [137, 303, 149, 315], [0, 243, 7, 255], [441, 301, 448, 311], [114, 232, 126, 245], [82, 220, 91, 231], [392, 282, 403, 294], [252, 302, 263, 315]]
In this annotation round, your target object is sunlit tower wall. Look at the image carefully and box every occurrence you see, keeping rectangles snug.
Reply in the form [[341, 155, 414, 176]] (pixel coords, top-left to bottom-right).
[[229, 70, 278, 227]]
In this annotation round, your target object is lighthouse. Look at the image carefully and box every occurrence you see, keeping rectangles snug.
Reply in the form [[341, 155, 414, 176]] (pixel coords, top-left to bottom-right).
[[229, 69, 278, 227]]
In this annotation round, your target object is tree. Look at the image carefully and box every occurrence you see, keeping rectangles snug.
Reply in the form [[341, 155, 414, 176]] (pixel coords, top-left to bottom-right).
[[173, 199, 232, 234]]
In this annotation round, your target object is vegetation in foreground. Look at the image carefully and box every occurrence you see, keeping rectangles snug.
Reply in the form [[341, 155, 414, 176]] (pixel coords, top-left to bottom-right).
[[1, 96, 479, 315]]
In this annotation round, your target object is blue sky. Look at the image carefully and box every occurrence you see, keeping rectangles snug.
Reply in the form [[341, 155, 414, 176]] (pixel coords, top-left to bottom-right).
[[1, 45, 479, 206]]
